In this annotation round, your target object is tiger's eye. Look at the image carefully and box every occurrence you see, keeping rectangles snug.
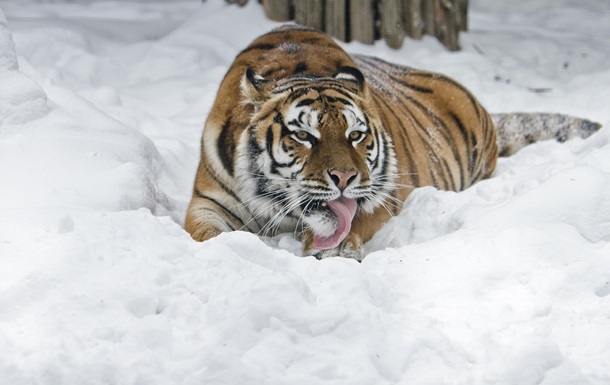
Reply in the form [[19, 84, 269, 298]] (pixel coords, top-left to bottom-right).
[[296, 131, 309, 140], [349, 131, 364, 141]]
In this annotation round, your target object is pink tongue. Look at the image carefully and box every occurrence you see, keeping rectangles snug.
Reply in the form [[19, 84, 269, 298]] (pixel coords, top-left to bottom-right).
[[313, 197, 358, 250]]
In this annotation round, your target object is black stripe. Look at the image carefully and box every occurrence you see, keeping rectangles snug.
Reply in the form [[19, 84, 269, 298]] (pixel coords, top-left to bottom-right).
[[272, 79, 360, 97], [404, 101, 454, 190], [265, 124, 275, 162], [355, 55, 413, 72], [473, 113, 487, 174], [326, 96, 352, 106], [439, 158, 455, 190], [199, 159, 241, 203], [295, 62, 308, 73], [248, 126, 263, 158], [471, 166, 484, 184], [356, 56, 433, 94], [313, 85, 357, 100], [237, 43, 276, 57], [369, 125, 381, 171], [470, 131, 478, 178], [449, 112, 471, 189], [384, 81, 462, 191], [216, 118, 235, 176], [377, 89, 421, 186], [408, 71, 481, 121], [371, 90, 420, 187], [377, 86, 450, 188], [194, 188, 244, 230], [378, 130, 391, 177], [296, 98, 316, 108], [199, 208, 236, 231], [246, 128, 269, 199], [266, 123, 297, 172]]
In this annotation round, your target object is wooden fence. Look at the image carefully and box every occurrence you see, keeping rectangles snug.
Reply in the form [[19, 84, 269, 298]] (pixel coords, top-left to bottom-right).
[[225, 0, 468, 51]]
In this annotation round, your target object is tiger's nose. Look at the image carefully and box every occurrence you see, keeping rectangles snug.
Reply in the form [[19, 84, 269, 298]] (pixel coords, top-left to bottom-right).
[[328, 169, 358, 190]]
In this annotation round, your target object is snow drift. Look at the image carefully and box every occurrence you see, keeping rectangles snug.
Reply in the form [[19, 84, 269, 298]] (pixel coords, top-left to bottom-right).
[[1, 1, 609, 384]]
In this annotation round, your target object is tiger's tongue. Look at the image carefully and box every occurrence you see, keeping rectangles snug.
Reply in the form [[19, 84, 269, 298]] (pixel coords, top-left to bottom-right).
[[313, 197, 357, 250]]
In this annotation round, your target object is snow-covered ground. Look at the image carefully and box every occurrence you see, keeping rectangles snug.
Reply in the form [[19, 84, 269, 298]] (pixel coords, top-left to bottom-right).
[[1, 1, 609, 383]]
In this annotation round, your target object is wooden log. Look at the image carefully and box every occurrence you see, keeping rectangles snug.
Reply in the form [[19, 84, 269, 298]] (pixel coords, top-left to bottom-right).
[[350, 0, 376, 44], [262, 0, 292, 22], [435, 0, 459, 51], [294, 0, 323, 31], [325, 0, 347, 41], [380, 0, 405, 48], [243, 0, 466, 51], [403, 0, 424, 40], [422, 0, 436, 36]]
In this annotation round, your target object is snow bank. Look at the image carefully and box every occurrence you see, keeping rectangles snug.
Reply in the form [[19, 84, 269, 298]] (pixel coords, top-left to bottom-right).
[[0, 8, 17, 71], [1, 1, 609, 384]]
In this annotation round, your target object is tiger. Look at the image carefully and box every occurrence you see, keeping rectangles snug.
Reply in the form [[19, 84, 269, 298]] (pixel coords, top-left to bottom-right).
[[185, 25, 600, 261]]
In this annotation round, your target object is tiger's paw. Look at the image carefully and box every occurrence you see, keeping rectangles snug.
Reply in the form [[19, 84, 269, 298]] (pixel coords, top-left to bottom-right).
[[302, 231, 365, 262]]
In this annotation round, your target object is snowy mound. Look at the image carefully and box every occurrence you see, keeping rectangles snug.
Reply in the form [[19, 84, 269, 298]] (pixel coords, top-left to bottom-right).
[[1, 1, 609, 384]]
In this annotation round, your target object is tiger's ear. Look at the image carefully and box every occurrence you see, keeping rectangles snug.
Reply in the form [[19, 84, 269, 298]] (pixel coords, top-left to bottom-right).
[[241, 67, 275, 106], [334, 66, 365, 91]]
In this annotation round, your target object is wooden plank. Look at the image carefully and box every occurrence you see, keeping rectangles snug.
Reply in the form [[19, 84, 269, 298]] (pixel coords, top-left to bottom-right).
[[294, 0, 323, 31], [403, 0, 424, 40], [380, 0, 405, 48], [350, 0, 375, 44], [262, 0, 292, 22], [325, 0, 347, 41]]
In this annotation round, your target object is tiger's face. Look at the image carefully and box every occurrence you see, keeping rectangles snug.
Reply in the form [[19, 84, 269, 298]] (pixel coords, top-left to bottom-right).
[[235, 67, 397, 251]]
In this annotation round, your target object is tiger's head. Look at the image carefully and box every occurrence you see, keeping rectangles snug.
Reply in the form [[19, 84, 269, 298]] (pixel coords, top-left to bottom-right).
[[235, 66, 397, 253]]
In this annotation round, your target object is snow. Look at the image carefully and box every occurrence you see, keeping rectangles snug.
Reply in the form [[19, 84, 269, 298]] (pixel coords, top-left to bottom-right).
[[1, 0, 609, 384]]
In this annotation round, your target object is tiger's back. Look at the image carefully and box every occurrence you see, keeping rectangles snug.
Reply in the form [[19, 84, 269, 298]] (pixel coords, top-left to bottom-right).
[[355, 55, 498, 203]]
